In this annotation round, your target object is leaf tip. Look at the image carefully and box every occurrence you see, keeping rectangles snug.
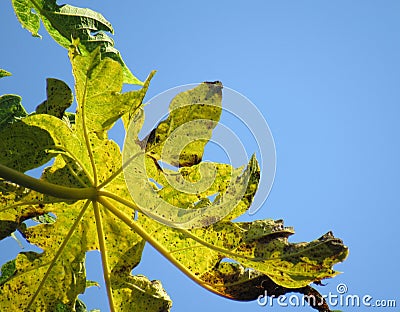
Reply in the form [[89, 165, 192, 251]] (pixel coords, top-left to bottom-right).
[[0, 69, 12, 78]]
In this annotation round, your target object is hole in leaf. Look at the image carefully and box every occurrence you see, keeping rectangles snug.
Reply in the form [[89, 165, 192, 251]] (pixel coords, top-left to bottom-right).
[[107, 118, 125, 147], [25, 158, 55, 178], [78, 251, 107, 310], [148, 178, 163, 190], [208, 193, 218, 202], [219, 258, 238, 265], [202, 140, 231, 164], [8, 228, 43, 254], [157, 160, 176, 171]]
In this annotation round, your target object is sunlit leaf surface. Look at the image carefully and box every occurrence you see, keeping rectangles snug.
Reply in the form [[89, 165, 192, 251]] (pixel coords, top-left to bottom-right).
[[0, 27, 347, 312]]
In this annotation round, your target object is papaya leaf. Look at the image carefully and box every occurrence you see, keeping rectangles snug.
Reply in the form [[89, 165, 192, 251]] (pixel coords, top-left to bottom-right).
[[0, 95, 55, 173], [0, 220, 19, 240], [0, 260, 16, 286], [137, 216, 348, 294], [0, 45, 348, 312], [55, 298, 90, 312], [196, 261, 333, 310], [0, 95, 27, 130], [145, 154, 260, 222], [11, 0, 141, 85], [70, 47, 154, 138], [0, 180, 46, 220], [36, 78, 73, 119], [0, 87, 74, 173], [123, 92, 259, 228], [0, 47, 169, 311], [0, 69, 12, 78], [11, 0, 41, 37], [143, 81, 223, 167], [0, 120, 54, 172], [111, 275, 172, 311], [127, 149, 260, 228]]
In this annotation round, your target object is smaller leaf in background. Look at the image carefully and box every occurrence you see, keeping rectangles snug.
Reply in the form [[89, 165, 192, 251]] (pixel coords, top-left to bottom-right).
[[85, 280, 100, 288], [0, 220, 19, 240], [0, 95, 27, 130], [0, 120, 54, 172], [11, 0, 41, 37], [55, 298, 89, 312], [0, 69, 12, 78], [36, 78, 73, 119], [0, 260, 16, 286], [11, 0, 142, 85], [121, 71, 156, 129]]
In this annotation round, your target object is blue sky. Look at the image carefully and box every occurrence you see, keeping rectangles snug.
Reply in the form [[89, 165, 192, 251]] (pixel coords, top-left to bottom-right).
[[1, 1, 400, 311]]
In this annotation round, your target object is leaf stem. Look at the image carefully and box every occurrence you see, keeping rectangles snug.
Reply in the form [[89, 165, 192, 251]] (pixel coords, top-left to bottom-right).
[[0, 199, 68, 214], [0, 163, 97, 200], [26, 200, 91, 310], [97, 196, 222, 297], [93, 201, 116, 312]]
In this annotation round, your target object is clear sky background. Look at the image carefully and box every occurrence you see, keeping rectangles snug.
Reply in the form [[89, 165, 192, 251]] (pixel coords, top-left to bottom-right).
[[1, 1, 400, 312]]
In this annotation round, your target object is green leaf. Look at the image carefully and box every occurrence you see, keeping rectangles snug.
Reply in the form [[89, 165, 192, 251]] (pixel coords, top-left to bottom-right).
[[36, 78, 73, 119], [0, 180, 51, 250], [193, 262, 307, 301], [123, 85, 258, 228], [0, 95, 56, 172], [70, 48, 153, 138], [55, 298, 89, 312], [138, 216, 348, 295], [0, 119, 54, 172], [11, 0, 142, 85], [1, 249, 86, 311], [11, 0, 41, 37], [85, 280, 99, 288], [143, 81, 223, 167], [0, 70, 12, 78], [127, 151, 260, 228], [0, 48, 166, 311], [111, 275, 172, 311], [0, 220, 19, 240], [0, 95, 27, 130], [0, 260, 16, 285], [0, 46, 347, 312]]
